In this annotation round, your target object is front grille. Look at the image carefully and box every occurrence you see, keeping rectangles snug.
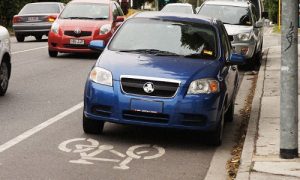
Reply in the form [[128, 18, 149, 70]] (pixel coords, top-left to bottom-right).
[[64, 31, 92, 37], [123, 110, 169, 124], [63, 44, 89, 49], [181, 114, 207, 126], [92, 105, 112, 117], [121, 77, 179, 98]]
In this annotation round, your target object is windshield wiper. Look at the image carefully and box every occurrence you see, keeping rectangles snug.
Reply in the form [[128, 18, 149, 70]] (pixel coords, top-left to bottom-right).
[[184, 53, 203, 58], [118, 49, 180, 56]]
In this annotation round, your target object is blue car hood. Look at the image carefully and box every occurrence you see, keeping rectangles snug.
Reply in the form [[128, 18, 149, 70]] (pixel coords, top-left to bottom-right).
[[97, 50, 221, 86]]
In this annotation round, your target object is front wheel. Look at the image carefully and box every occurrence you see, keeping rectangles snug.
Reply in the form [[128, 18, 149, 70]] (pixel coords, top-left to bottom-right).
[[48, 50, 58, 57], [0, 61, 9, 96], [225, 101, 235, 122], [83, 113, 104, 134], [206, 109, 224, 146]]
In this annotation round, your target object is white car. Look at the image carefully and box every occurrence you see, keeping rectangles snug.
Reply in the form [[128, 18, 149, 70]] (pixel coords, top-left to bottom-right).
[[0, 26, 11, 96]]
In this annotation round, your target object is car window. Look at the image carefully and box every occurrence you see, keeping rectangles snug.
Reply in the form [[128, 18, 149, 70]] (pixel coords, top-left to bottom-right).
[[59, 3, 109, 20], [109, 18, 218, 60], [111, 3, 119, 18], [251, 5, 258, 22], [19, 3, 60, 14], [220, 24, 230, 60], [115, 3, 124, 16], [198, 4, 252, 26], [161, 5, 193, 14]]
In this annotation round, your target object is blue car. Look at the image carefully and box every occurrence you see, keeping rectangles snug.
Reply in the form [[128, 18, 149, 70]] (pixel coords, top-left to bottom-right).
[[83, 12, 244, 146]]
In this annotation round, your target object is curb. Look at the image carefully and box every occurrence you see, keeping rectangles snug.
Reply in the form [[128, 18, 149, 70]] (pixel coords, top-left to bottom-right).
[[235, 49, 268, 180]]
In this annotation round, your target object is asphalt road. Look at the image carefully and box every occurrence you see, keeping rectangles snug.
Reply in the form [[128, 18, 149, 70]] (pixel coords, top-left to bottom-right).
[[0, 36, 253, 180]]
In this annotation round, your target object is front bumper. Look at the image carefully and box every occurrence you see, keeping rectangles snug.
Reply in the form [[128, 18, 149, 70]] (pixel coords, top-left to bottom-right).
[[84, 80, 224, 131], [48, 31, 111, 53], [13, 22, 52, 35]]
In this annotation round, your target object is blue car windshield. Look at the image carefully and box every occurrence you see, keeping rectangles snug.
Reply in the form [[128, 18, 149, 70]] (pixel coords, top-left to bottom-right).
[[109, 18, 218, 60]]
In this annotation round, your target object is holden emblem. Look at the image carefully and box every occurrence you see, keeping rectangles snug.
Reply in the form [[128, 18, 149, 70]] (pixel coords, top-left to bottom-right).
[[143, 82, 155, 94]]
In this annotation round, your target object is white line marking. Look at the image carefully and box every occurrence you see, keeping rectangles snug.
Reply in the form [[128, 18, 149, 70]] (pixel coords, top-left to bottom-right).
[[0, 102, 83, 153], [12, 46, 48, 55]]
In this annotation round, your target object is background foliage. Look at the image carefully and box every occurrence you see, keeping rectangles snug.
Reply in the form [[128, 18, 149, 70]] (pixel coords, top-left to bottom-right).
[[264, 0, 279, 23], [0, 0, 70, 27]]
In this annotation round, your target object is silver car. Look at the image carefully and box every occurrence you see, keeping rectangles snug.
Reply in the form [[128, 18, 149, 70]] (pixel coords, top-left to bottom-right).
[[0, 26, 11, 96], [12, 2, 64, 42], [198, 1, 264, 68]]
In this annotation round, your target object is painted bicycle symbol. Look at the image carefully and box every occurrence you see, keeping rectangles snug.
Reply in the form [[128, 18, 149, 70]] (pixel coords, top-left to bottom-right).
[[58, 138, 165, 170]]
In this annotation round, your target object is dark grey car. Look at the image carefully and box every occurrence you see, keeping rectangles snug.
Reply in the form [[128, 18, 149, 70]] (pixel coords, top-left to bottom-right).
[[12, 2, 64, 42]]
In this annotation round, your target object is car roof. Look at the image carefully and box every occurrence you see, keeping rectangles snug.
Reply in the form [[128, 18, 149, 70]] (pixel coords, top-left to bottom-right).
[[133, 12, 219, 25], [164, 3, 193, 7], [70, 0, 111, 4], [203, 0, 250, 7]]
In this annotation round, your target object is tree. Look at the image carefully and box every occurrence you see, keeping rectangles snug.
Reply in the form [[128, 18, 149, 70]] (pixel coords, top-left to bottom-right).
[[264, 0, 279, 23]]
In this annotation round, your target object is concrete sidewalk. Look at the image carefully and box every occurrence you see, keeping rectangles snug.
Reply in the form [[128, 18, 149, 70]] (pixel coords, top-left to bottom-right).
[[236, 32, 300, 179]]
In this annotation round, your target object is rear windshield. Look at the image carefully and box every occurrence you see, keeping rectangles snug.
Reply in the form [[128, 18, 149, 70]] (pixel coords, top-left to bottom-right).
[[109, 18, 218, 60], [161, 5, 193, 14], [198, 4, 252, 26], [19, 3, 60, 14], [59, 3, 109, 20]]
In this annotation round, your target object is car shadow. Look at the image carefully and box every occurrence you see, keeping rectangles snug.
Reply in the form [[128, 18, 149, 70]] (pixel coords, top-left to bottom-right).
[[86, 123, 217, 151]]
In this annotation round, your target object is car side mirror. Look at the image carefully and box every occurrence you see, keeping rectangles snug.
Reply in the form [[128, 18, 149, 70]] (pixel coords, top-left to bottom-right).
[[228, 53, 245, 65], [254, 21, 263, 28], [89, 40, 106, 52], [262, 12, 269, 19], [114, 16, 124, 23]]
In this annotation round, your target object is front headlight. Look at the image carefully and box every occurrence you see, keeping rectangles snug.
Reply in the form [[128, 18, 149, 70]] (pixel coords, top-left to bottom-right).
[[99, 24, 112, 35], [51, 22, 59, 34], [237, 32, 251, 41], [187, 79, 219, 94], [89, 67, 113, 86]]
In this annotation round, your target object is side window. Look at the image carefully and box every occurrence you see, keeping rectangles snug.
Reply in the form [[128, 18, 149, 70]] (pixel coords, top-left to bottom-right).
[[251, 5, 258, 22], [115, 3, 124, 16], [220, 25, 229, 60], [111, 3, 119, 19]]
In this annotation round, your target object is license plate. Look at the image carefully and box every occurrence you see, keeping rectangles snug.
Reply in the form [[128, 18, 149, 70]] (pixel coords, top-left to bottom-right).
[[27, 17, 39, 22], [70, 39, 84, 45], [131, 99, 163, 113]]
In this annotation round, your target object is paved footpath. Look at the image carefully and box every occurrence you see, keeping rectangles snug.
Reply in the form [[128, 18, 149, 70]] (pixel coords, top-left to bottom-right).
[[236, 31, 300, 179]]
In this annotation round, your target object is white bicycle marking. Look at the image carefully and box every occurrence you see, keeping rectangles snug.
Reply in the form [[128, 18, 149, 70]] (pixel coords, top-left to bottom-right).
[[58, 138, 166, 170]]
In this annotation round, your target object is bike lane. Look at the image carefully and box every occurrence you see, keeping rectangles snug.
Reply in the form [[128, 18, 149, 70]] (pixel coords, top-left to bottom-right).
[[0, 109, 215, 180]]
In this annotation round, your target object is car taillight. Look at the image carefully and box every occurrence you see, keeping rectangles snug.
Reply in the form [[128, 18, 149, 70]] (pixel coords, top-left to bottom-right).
[[48, 15, 57, 22], [13, 16, 21, 24]]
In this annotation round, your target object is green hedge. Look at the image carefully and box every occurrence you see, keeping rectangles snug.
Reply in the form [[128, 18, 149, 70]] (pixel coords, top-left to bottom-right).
[[0, 0, 70, 27]]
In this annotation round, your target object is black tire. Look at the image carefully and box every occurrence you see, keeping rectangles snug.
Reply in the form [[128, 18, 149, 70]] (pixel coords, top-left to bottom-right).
[[206, 109, 225, 146], [48, 50, 58, 57], [35, 35, 43, 41], [0, 61, 9, 96], [225, 101, 234, 122], [16, 34, 25, 42], [83, 114, 104, 134]]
